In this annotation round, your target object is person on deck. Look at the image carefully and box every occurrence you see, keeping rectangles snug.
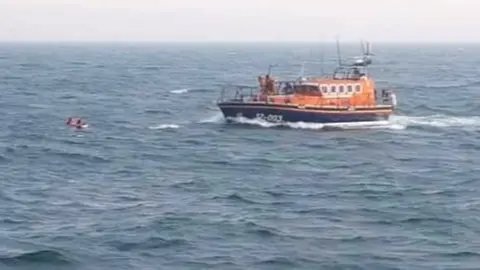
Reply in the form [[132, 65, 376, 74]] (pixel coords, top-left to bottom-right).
[[258, 76, 266, 92], [265, 75, 275, 95]]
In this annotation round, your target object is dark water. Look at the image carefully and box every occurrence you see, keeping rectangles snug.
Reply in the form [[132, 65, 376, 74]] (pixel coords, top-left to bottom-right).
[[0, 42, 479, 270]]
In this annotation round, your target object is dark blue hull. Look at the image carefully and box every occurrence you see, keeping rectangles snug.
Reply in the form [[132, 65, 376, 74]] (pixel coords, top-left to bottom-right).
[[218, 103, 392, 124]]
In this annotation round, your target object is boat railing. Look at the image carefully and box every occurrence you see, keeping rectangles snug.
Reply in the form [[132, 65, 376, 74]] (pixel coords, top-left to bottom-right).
[[217, 80, 299, 103], [376, 88, 397, 108], [303, 75, 334, 80], [217, 84, 260, 103]]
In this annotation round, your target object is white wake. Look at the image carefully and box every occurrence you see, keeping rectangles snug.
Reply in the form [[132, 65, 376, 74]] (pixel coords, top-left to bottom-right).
[[148, 124, 180, 130], [390, 115, 480, 129], [169, 89, 189, 94], [201, 113, 480, 131]]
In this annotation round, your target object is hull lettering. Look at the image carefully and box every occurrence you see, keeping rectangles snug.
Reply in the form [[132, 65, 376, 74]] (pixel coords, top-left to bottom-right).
[[256, 113, 283, 122]]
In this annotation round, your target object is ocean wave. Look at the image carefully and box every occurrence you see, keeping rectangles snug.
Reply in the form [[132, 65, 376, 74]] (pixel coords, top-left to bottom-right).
[[107, 236, 188, 252], [244, 221, 285, 238], [390, 114, 480, 129], [213, 193, 258, 205], [144, 108, 173, 115], [440, 251, 480, 258], [212, 192, 288, 207], [148, 124, 180, 130], [0, 250, 72, 265], [254, 256, 299, 267], [414, 80, 480, 90], [169, 88, 189, 94], [42, 149, 110, 164], [169, 88, 210, 94], [198, 113, 224, 124]]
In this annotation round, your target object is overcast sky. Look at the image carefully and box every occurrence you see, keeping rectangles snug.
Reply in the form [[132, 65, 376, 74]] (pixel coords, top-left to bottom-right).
[[0, 0, 478, 42]]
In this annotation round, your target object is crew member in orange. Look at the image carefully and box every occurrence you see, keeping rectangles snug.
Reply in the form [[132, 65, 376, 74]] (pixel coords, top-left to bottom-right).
[[265, 75, 275, 95], [258, 76, 266, 92]]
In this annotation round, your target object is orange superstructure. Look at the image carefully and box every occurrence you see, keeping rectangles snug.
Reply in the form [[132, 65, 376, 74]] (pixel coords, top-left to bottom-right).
[[254, 71, 389, 109]]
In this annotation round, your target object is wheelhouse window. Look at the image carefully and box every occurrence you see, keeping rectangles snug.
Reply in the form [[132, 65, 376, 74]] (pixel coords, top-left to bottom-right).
[[321, 85, 328, 94], [355, 84, 362, 93], [330, 86, 337, 93], [339, 85, 345, 93], [293, 84, 320, 93], [347, 85, 353, 93]]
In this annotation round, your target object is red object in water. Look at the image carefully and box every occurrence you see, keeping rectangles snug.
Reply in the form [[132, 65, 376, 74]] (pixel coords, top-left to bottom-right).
[[66, 117, 86, 127]]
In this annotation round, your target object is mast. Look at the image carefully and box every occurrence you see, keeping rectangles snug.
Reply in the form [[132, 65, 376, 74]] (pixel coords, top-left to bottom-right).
[[267, 64, 277, 76], [335, 36, 342, 66], [356, 39, 373, 76], [299, 61, 305, 79], [320, 40, 324, 76]]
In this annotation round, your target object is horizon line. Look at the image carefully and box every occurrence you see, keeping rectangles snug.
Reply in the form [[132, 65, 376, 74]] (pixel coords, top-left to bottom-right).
[[0, 40, 479, 44]]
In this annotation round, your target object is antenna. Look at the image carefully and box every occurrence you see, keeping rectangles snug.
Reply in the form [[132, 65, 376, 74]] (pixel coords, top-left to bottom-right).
[[366, 41, 372, 55], [336, 36, 342, 66], [299, 61, 305, 78], [361, 39, 373, 56], [352, 39, 374, 67], [267, 64, 276, 76], [320, 42, 324, 76]]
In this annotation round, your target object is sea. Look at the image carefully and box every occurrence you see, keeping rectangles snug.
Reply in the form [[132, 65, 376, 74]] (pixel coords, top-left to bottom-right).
[[0, 42, 479, 270]]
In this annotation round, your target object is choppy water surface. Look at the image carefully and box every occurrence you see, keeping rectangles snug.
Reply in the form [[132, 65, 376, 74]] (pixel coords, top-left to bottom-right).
[[0, 43, 479, 270]]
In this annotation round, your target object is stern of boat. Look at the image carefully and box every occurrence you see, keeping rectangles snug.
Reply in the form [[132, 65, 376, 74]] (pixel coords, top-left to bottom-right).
[[376, 88, 397, 109]]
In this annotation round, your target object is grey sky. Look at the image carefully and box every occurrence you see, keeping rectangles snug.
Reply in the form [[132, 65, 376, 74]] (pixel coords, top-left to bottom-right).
[[0, 0, 477, 42]]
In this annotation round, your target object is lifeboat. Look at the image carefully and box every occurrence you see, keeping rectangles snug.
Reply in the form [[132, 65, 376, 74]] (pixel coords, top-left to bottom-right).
[[216, 40, 397, 124]]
